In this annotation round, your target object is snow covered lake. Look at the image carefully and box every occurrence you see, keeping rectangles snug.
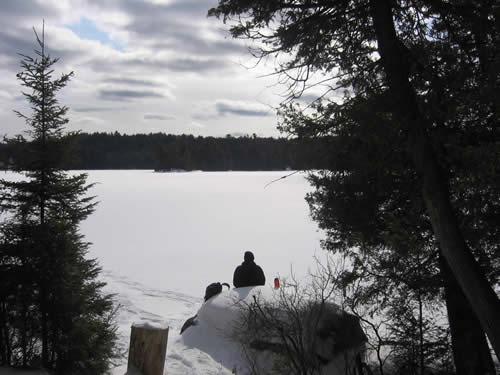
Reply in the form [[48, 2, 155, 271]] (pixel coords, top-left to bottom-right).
[[81, 170, 324, 298]]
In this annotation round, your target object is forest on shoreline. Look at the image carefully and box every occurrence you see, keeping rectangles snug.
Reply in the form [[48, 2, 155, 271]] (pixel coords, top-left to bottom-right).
[[0, 132, 326, 171]]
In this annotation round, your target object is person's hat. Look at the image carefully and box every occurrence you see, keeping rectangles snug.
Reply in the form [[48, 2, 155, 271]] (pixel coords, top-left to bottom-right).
[[244, 251, 254, 262]]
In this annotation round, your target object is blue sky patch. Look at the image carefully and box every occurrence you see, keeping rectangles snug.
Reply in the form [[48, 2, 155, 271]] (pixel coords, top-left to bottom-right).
[[66, 17, 124, 51]]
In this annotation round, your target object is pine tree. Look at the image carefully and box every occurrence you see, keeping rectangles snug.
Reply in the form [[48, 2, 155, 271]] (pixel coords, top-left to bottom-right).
[[0, 26, 118, 373]]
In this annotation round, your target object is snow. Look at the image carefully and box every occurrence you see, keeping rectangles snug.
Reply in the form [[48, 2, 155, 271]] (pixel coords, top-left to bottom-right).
[[131, 321, 169, 330], [180, 287, 273, 374]]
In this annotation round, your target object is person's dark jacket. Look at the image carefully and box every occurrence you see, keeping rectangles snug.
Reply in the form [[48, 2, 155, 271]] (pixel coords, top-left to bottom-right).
[[233, 260, 266, 288]]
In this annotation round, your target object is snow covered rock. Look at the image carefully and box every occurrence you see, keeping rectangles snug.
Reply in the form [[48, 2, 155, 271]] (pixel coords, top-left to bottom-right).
[[179, 286, 366, 374]]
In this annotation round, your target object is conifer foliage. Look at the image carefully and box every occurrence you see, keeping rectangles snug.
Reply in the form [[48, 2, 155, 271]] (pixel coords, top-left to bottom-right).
[[0, 27, 118, 373]]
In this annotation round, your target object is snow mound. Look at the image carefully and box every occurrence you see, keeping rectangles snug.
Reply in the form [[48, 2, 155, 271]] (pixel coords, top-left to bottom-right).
[[174, 286, 270, 374], [191, 286, 271, 335]]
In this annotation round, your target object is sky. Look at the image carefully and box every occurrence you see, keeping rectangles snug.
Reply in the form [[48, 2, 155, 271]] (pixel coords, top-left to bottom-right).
[[0, 0, 289, 138]]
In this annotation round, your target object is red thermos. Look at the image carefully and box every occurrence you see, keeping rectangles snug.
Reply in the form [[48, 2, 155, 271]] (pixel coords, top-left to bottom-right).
[[274, 277, 280, 289]]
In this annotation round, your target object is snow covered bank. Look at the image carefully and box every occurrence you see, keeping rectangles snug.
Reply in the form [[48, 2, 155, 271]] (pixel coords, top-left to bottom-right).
[[1, 274, 365, 375], [103, 271, 238, 375]]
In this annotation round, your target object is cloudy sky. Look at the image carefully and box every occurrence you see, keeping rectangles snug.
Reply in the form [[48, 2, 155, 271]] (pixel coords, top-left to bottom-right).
[[0, 0, 288, 138]]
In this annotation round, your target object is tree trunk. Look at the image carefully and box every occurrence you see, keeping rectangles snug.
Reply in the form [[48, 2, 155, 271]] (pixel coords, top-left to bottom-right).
[[440, 254, 495, 375], [127, 325, 169, 375], [369, 0, 500, 360]]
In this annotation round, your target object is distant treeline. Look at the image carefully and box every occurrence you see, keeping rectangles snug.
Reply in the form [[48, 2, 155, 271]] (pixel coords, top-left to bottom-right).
[[0, 132, 327, 171]]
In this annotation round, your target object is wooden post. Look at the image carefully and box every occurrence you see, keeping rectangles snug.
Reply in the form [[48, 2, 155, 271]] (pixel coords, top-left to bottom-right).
[[127, 323, 169, 375]]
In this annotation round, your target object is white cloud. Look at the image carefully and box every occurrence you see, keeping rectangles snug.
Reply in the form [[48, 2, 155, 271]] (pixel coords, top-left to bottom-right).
[[0, 0, 282, 137], [215, 100, 274, 117]]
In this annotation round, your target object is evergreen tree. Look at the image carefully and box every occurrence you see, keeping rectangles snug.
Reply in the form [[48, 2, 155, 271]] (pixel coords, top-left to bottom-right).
[[0, 27, 118, 373]]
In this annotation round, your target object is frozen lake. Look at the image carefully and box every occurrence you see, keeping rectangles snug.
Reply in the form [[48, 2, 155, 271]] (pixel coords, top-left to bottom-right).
[[77, 170, 324, 298]]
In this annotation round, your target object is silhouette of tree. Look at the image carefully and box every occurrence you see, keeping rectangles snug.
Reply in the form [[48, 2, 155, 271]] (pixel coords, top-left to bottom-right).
[[0, 26, 118, 373]]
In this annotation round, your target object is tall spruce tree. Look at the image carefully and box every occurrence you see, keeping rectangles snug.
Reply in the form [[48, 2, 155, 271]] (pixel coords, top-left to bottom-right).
[[0, 27, 117, 373]]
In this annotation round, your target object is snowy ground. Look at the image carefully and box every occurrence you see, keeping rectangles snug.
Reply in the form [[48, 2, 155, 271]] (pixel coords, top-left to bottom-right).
[[99, 270, 225, 374]]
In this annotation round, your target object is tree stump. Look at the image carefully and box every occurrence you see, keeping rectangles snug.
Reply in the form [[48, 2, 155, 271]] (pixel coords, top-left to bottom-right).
[[127, 323, 169, 375]]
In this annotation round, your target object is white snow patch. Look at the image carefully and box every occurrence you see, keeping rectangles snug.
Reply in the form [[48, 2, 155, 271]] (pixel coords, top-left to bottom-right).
[[131, 321, 169, 330]]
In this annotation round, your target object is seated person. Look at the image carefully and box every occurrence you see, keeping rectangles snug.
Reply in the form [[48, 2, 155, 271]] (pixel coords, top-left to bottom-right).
[[233, 251, 266, 288]]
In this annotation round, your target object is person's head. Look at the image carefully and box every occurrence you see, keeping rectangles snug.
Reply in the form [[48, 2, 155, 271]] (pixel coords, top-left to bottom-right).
[[244, 251, 254, 262]]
